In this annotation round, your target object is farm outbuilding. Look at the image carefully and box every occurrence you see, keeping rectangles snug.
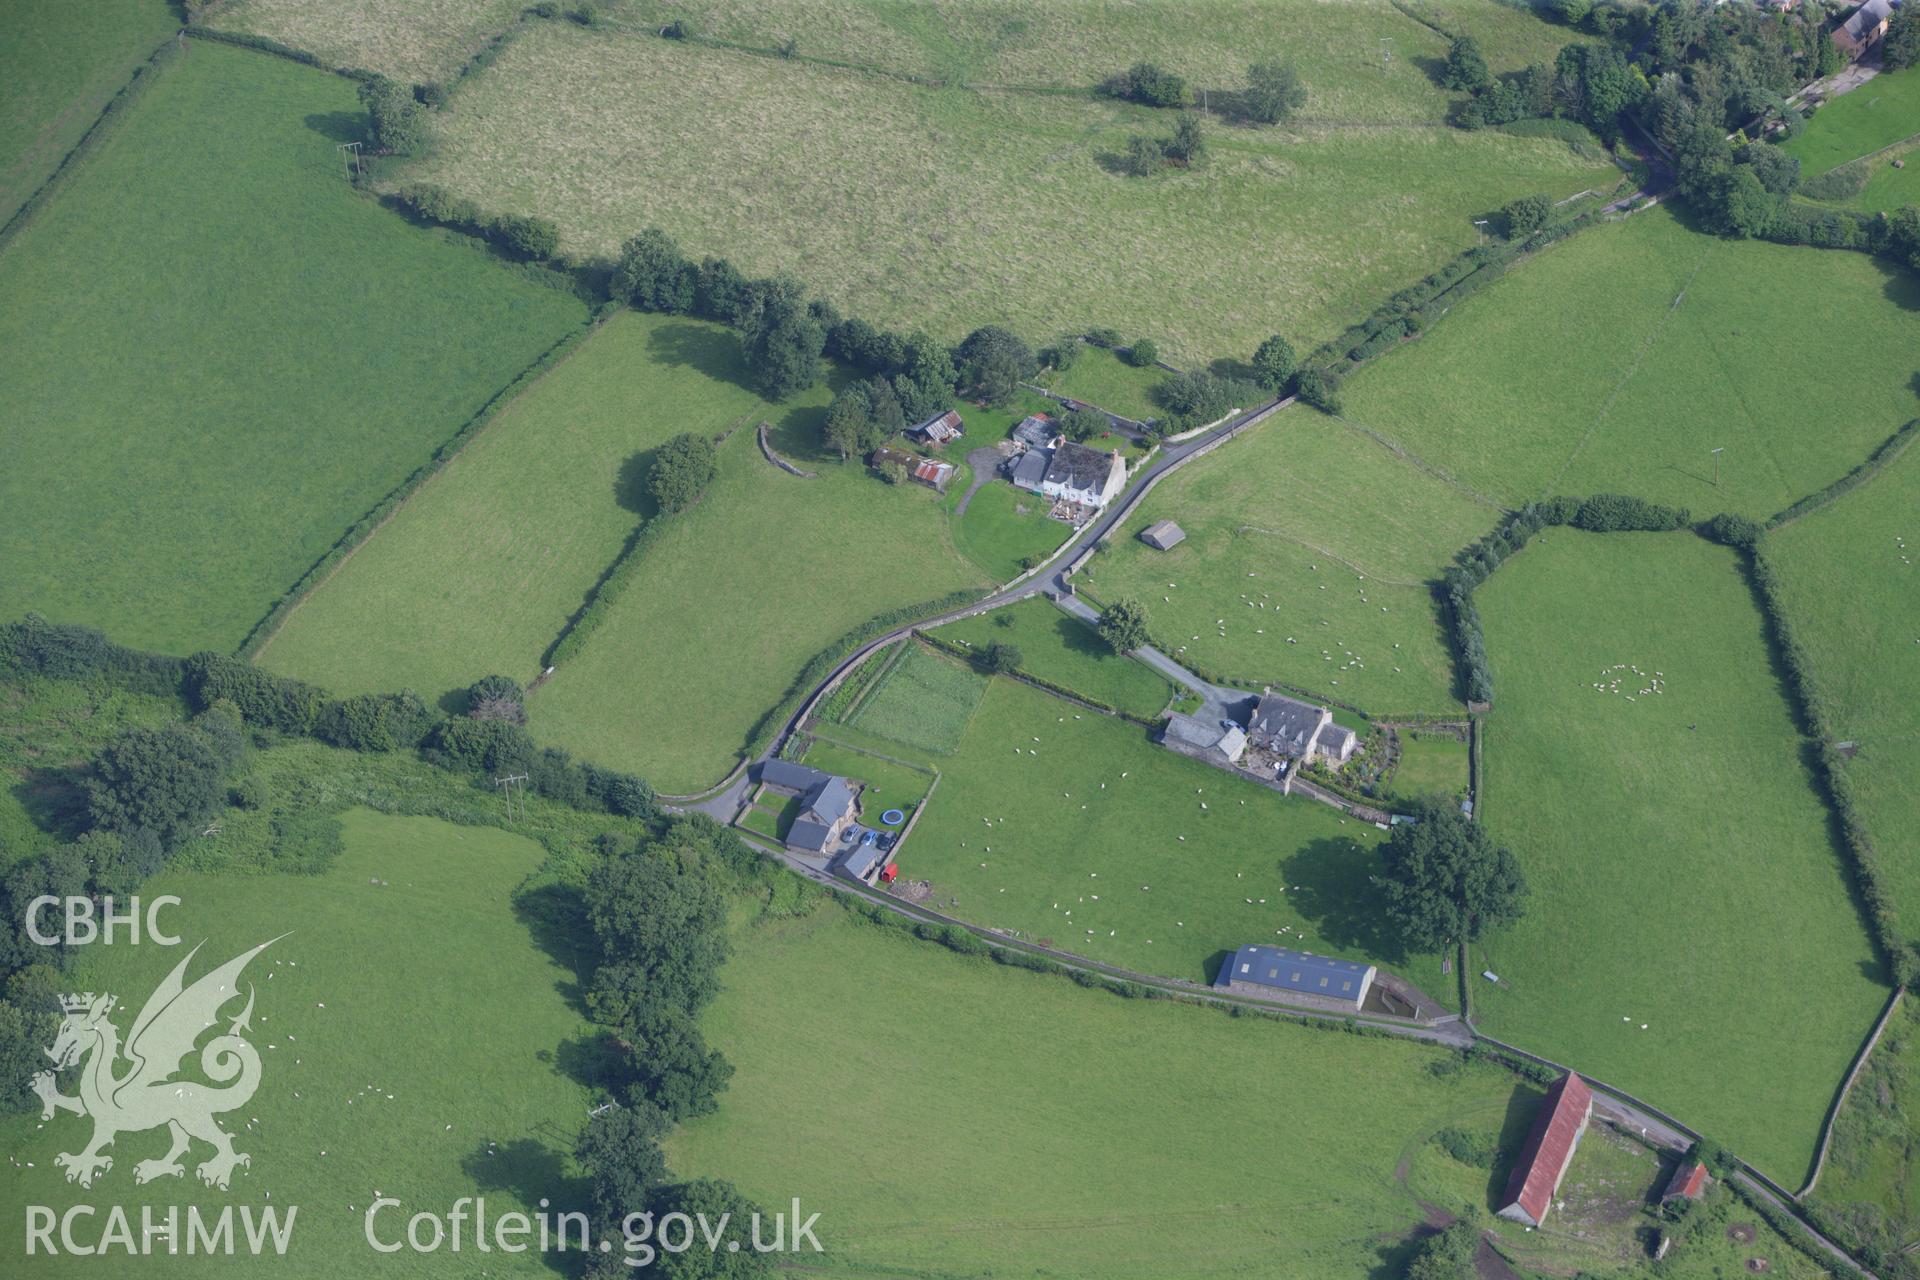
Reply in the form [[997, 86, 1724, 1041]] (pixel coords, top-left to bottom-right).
[[907, 408, 965, 447], [1160, 712, 1246, 765], [1012, 413, 1058, 449], [1662, 1159, 1710, 1204], [1496, 1072, 1594, 1227], [759, 760, 859, 856], [1140, 520, 1186, 551], [1213, 944, 1376, 1012]]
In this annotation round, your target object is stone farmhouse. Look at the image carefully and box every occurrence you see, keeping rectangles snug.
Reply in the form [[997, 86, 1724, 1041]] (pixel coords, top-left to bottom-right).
[[759, 759, 858, 856], [1245, 691, 1358, 764], [1496, 1072, 1594, 1227], [1213, 944, 1376, 1012], [1035, 441, 1126, 509]]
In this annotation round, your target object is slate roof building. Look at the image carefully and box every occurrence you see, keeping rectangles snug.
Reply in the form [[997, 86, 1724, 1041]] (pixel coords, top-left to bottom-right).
[[1039, 441, 1126, 509], [1008, 447, 1053, 492], [1496, 1072, 1594, 1227], [1245, 692, 1358, 765], [1140, 520, 1186, 551], [907, 408, 965, 447], [1835, 0, 1895, 57], [836, 842, 882, 885], [1213, 944, 1376, 1012], [1160, 713, 1246, 766], [759, 760, 859, 855], [1012, 413, 1059, 449]]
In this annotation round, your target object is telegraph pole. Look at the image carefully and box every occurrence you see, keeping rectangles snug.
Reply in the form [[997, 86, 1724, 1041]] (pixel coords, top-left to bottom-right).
[[1711, 447, 1724, 488], [1380, 38, 1394, 72], [494, 772, 529, 819], [336, 141, 361, 181]]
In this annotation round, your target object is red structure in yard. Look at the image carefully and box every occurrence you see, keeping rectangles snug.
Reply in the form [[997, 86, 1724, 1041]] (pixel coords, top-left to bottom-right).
[[879, 862, 899, 884], [1496, 1072, 1594, 1227], [1662, 1159, 1710, 1204]]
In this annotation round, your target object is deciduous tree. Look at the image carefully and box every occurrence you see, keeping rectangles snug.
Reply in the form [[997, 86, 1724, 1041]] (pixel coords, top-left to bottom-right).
[[1374, 801, 1527, 952]]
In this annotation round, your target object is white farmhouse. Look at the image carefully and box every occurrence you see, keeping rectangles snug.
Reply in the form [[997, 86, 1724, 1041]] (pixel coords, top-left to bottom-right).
[[1039, 441, 1126, 509]]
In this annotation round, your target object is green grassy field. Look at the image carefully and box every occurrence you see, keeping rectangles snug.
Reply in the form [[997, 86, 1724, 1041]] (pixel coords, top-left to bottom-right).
[[399, 18, 1613, 362], [1812, 993, 1920, 1258], [0, 808, 597, 1276], [1473, 530, 1886, 1185], [1389, 729, 1471, 805], [626, 0, 1587, 117], [948, 473, 1073, 583], [884, 674, 1456, 999], [666, 900, 1515, 1278], [0, 678, 188, 868], [1037, 344, 1172, 422], [259, 311, 769, 700], [218, 0, 530, 83], [525, 391, 989, 794], [0, 0, 178, 228], [0, 44, 589, 656], [1784, 66, 1920, 177], [846, 641, 988, 755], [1340, 206, 1920, 520], [1084, 407, 1499, 715], [932, 596, 1175, 718], [1767, 444, 1920, 926]]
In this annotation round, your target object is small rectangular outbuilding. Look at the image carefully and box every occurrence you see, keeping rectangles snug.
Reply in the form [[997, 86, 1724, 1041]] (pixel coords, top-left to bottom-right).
[[1662, 1160, 1710, 1204], [907, 409, 965, 447], [1140, 519, 1186, 551]]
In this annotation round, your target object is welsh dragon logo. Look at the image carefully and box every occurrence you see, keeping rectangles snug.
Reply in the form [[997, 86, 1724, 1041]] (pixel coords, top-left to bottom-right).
[[31, 938, 281, 1191]]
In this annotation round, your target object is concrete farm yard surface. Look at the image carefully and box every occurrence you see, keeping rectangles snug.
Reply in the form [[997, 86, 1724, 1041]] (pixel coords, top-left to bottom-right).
[[0, 43, 589, 656], [667, 902, 1520, 1280], [1473, 530, 1887, 1186], [394, 17, 1615, 363], [0, 809, 595, 1277], [1339, 205, 1920, 521]]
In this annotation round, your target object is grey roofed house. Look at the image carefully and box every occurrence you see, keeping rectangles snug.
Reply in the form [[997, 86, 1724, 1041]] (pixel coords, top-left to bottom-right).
[[1161, 713, 1246, 765], [804, 775, 856, 827], [1213, 944, 1376, 1010], [760, 759, 829, 794], [1246, 693, 1325, 755], [836, 843, 882, 884], [1009, 447, 1052, 491], [787, 818, 835, 854], [1317, 721, 1358, 763], [1140, 519, 1185, 551], [1836, 0, 1895, 53]]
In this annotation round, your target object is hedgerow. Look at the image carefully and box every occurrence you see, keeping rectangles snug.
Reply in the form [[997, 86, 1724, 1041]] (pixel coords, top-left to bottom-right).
[[1767, 419, 1920, 529]]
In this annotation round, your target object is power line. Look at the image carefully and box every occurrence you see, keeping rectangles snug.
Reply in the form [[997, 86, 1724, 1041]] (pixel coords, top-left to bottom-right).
[[493, 772, 529, 819]]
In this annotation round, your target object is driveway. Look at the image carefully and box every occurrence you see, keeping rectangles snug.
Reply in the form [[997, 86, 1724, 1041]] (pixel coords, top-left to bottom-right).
[[952, 445, 1007, 516]]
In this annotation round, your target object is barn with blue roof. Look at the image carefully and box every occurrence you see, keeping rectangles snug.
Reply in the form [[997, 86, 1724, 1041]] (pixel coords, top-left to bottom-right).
[[1213, 944, 1376, 1012]]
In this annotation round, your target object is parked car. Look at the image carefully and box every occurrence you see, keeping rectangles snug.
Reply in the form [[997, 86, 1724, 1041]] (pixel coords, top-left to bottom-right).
[[860, 829, 877, 846]]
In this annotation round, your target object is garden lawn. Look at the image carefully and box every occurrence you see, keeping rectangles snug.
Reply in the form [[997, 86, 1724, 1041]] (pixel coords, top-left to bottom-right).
[[527, 401, 989, 794], [897, 675, 1455, 999], [1340, 206, 1920, 520], [1473, 529, 1885, 1185], [845, 641, 988, 756], [1767, 444, 1920, 925], [666, 900, 1518, 1279], [0, 808, 597, 1277], [0, 0, 177, 227], [949, 479, 1073, 583], [1389, 729, 1471, 805], [1782, 65, 1920, 177], [797, 738, 934, 828], [0, 43, 589, 655], [398, 19, 1614, 362], [1085, 407, 1499, 715], [1039, 344, 1173, 422], [216, 0, 530, 84], [260, 312, 768, 700], [932, 596, 1175, 718]]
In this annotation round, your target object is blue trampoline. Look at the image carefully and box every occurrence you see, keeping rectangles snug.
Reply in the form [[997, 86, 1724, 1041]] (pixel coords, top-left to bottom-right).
[[880, 809, 906, 826]]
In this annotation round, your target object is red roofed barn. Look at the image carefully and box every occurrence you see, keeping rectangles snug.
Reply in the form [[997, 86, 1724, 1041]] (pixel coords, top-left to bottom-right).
[[1496, 1072, 1594, 1227], [1662, 1159, 1710, 1204]]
